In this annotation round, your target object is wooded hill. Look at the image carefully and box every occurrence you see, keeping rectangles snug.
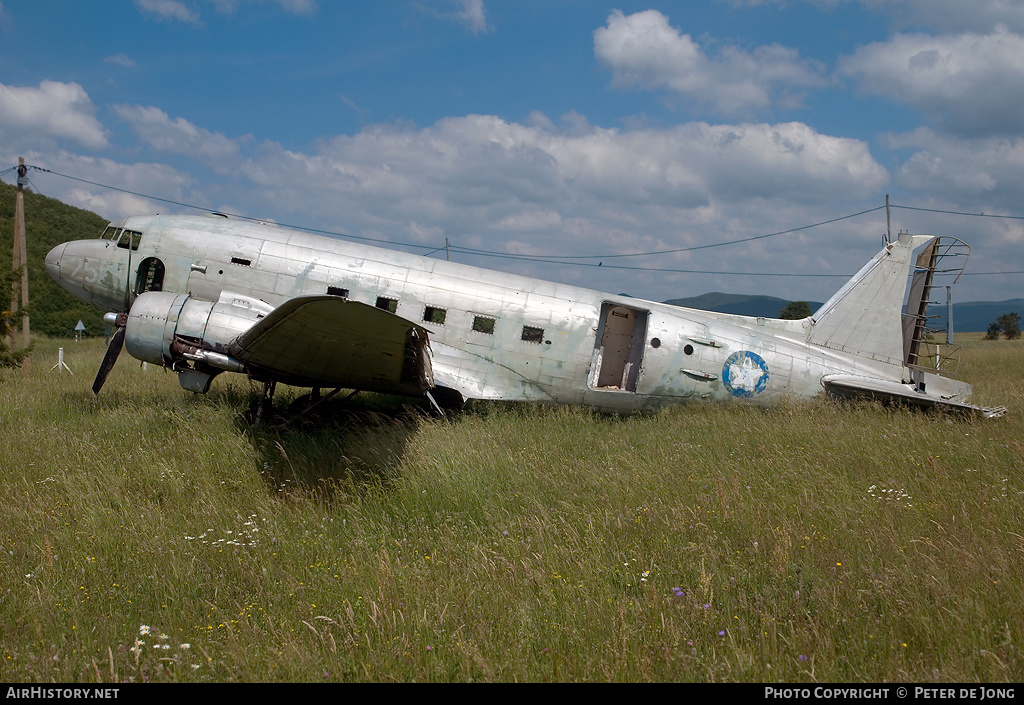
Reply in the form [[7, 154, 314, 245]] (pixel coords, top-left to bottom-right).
[[0, 179, 109, 338]]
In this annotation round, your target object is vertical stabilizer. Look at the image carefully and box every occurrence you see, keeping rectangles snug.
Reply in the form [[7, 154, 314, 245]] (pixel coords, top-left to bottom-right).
[[808, 232, 932, 367]]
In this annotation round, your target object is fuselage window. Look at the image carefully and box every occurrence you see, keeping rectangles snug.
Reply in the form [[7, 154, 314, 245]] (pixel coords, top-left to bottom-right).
[[230, 257, 252, 266], [376, 296, 398, 313], [423, 306, 447, 325], [326, 286, 349, 297], [472, 316, 496, 334], [521, 326, 544, 343]]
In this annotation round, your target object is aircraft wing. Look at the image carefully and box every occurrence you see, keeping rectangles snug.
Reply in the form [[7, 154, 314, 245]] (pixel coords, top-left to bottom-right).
[[227, 296, 433, 395], [820, 374, 1005, 418]]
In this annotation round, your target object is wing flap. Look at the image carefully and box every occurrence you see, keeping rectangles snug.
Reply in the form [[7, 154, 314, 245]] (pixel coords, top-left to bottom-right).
[[228, 296, 432, 394]]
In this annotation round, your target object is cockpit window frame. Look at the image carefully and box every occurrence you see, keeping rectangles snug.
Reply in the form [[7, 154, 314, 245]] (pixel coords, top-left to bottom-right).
[[116, 229, 142, 251], [101, 225, 142, 251]]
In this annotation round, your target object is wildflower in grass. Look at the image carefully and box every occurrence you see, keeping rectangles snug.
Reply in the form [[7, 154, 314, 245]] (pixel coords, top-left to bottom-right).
[[139, 625, 151, 635], [799, 654, 808, 662], [718, 630, 726, 637]]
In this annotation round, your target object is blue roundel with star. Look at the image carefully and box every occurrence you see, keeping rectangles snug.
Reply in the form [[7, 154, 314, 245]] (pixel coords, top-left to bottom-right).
[[722, 351, 770, 398]]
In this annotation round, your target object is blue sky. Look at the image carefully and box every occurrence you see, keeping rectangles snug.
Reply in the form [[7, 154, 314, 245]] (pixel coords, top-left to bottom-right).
[[2, 0, 1024, 305]]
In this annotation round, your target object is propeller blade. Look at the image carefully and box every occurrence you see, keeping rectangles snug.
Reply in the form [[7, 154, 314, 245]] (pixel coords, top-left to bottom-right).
[[92, 325, 126, 395]]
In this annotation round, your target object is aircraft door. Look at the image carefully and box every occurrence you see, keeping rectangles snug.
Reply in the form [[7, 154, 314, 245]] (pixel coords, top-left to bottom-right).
[[135, 257, 165, 296], [589, 303, 648, 392]]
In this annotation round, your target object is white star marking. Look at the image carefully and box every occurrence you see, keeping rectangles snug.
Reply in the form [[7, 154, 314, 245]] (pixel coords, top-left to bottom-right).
[[729, 355, 766, 392]]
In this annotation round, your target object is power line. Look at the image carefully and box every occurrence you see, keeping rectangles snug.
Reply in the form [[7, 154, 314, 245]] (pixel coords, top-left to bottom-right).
[[24, 165, 443, 253], [19, 164, 1024, 277], [443, 251, 853, 276], [24, 164, 881, 261], [892, 204, 1024, 220], [449, 206, 887, 261]]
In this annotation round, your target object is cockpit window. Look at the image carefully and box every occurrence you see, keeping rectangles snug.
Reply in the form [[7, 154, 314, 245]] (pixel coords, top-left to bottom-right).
[[101, 225, 141, 251], [116, 230, 142, 251]]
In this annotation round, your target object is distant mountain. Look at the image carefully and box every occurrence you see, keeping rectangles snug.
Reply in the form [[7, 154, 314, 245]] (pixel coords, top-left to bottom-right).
[[663, 292, 824, 319], [933, 299, 1024, 333], [662, 291, 1023, 333]]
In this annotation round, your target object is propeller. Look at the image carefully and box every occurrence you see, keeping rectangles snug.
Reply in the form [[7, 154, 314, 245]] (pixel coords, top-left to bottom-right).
[[92, 316, 127, 394], [92, 237, 134, 395]]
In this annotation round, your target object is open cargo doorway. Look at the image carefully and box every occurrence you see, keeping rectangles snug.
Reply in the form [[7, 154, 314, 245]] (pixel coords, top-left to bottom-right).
[[589, 302, 648, 392]]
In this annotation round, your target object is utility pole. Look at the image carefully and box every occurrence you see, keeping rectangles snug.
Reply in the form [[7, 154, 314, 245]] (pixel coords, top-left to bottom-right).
[[885, 193, 891, 245], [11, 157, 30, 373]]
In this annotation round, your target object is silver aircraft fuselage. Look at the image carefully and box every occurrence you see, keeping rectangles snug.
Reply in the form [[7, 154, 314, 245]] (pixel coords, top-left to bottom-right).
[[45, 213, 986, 414]]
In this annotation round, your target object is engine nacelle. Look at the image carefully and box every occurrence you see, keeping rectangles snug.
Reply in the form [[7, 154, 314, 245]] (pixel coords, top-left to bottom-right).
[[124, 290, 275, 374]]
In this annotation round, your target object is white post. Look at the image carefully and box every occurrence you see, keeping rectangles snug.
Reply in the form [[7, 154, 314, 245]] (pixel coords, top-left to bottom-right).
[[51, 347, 73, 374]]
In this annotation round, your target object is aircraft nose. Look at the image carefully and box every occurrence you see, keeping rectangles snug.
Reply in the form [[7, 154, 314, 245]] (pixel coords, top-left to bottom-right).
[[45, 243, 67, 286]]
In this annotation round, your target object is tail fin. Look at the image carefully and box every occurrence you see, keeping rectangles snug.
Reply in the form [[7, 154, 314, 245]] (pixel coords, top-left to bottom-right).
[[807, 232, 932, 367]]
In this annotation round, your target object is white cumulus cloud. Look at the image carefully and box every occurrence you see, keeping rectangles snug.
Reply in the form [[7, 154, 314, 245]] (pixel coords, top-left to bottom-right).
[[594, 9, 827, 116], [888, 128, 1024, 206], [134, 0, 202, 25], [0, 81, 109, 150], [727, 0, 1024, 33], [839, 26, 1024, 137], [114, 104, 244, 173], [454, 0, 488, 35], [206, 0, 318, 15]]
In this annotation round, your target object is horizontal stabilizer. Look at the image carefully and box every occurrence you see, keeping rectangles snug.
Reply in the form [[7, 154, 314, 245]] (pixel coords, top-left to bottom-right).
[[821, 374, 1005, 418], [228, 296, 432, 394]]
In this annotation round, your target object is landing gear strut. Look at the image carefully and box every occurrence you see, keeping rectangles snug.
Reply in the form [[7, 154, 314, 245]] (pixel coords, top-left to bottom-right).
[[250, 380, 277, 425], [247, 381, 358, 426]]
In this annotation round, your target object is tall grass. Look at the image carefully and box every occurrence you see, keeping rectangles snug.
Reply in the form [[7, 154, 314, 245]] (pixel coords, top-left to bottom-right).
[[1, 335, 1021, 682]]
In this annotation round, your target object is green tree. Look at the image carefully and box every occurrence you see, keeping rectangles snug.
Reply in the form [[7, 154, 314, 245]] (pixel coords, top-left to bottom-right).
[[0, 309, 29, 368], [779, 300, 812, 320], [985, 312, 1021, 340], [999, 312, 1021, 340]]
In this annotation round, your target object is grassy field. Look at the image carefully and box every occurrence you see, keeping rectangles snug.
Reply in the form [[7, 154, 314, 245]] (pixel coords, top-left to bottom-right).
[[1, 334, 1021, 682]]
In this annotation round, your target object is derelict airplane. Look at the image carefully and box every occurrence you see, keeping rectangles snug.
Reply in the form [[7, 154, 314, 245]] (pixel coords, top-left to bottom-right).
[[44, 213, 1004, 418]]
